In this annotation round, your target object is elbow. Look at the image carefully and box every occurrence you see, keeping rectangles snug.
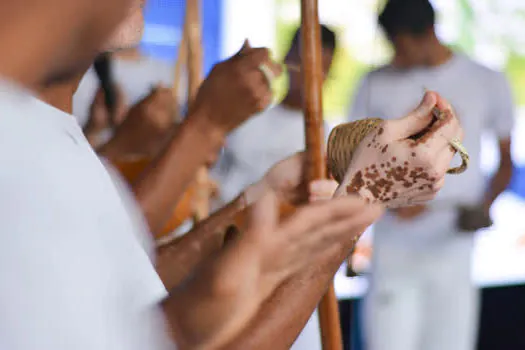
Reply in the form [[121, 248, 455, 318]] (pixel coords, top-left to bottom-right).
[[500, 159, 514, 179]]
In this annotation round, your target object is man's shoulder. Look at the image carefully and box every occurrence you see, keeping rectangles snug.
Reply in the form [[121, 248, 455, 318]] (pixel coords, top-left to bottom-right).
[[360, 64, 394, 82], [354, 65, 404, 94], [456, 54, 506, 80], [0, 92, 71, 142]]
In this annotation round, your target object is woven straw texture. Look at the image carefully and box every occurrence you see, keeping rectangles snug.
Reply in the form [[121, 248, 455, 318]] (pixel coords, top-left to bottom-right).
[[327, 118, 383, 184]]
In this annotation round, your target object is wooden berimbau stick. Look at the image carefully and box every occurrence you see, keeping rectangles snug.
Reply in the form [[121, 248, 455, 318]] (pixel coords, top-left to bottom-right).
[[171, 21, 188, 123], [185, 0, 211, 222], [300, 1, 343, 349]]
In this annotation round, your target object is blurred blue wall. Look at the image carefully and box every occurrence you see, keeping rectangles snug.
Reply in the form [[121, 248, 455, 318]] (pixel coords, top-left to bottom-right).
[[139, 0, 222, 75]]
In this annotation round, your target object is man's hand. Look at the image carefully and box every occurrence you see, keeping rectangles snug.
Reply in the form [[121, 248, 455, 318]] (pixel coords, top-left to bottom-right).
[[391, 204, 427, 220], [245, 152, 339, 208], [119, 85, 175, 136], [456, 205, 493, 232], [165, 192, 382, 350], [84, 84, 128, 145], [336, 91, 464, 208], [99, 86, 176, 158], [188, 40, 283, 137], [243, 193, 382, 296]]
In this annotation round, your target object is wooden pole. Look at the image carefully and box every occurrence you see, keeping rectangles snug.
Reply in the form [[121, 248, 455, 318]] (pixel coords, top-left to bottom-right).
[[172, 25, 188, 122], [300, 1, 343, 349], [185, 0, 210, 221]]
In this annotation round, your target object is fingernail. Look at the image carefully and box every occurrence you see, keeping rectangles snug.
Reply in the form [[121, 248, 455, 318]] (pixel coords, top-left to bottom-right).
[[241, 39, 251, 50], [310, 181, 322, 192], [422, 91, 434, 107]]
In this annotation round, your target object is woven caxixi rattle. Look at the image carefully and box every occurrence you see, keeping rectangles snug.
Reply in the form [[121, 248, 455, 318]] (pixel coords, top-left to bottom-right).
[[327, 108, 469, 185]]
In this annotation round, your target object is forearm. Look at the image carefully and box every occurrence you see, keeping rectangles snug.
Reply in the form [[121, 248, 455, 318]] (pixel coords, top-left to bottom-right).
[[221, 226, 367, 350], [132, 114, 225, 234], [156, 180, 268, 289], [162, 233, 266, 350], [156, 193, 246, 291], [484, 163, 512, 212]]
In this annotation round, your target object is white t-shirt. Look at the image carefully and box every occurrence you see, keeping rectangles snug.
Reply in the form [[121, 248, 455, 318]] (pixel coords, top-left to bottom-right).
[[213, 104, 330, 204], [73, 56, 175, 127], [0, 81, 173, 350], [212, 104, 325, 350], [348, 53, 515, 248]]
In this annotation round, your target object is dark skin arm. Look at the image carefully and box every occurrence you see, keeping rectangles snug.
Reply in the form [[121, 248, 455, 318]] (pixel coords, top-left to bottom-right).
[[483, 138, 512, 213], [130, 114, 225, 235], [155, 152, 333, 294], [155, 192, 246, 290], [218, 230, 365, 350], [98, 43, 281, 236], [161, 193, 382, 350], [93, 86, 223, 237]]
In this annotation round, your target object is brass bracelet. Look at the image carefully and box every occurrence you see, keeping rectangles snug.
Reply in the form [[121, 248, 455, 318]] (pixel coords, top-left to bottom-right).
[[447, 138, 469, 174]]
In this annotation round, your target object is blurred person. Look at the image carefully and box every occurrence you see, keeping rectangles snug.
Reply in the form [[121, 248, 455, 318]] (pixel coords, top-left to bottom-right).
[[213, 25, 336, 204], [348, 1, 514, 350], [77, 48, 177, 148], [0, 1, 463, 350], [212, 24, 336, 350], [74, 46, 175, 128]]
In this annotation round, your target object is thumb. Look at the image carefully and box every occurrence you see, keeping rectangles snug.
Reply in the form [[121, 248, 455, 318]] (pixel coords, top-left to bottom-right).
[[235, 39, 252, 57], [309, 179, 338, 202], [246, 191, 279, 235], [389, 91, 438, 139]]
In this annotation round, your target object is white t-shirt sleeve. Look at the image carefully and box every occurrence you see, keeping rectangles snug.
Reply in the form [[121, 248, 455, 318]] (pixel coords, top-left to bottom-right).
[[347, 74, 371, 122], [100, 157, 169, 302], [486, 72, 515, 140]]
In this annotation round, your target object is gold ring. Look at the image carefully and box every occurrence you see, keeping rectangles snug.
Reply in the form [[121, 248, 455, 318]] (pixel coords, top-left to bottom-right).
[[447, 138, 469, 174], [258, 64, 274, 89]]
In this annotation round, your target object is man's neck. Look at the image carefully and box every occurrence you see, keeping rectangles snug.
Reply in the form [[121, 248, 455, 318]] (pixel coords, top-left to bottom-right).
[[39, 74, 84, 114], [114, 47, 143, 61], [425, 41, 453, 67]]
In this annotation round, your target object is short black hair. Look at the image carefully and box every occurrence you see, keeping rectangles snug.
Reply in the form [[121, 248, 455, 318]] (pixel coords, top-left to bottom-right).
[[289, 24, 337, 52], [379, 0, 435, 39]]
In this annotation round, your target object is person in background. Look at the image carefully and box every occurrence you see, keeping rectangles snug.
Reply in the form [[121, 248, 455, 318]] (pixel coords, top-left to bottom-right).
[[348, 1, 514, 350], [74, 46, 178, 149], [74, 46, 175, 127], [212, 24, 337, 350], [213, 25, 336, 204]]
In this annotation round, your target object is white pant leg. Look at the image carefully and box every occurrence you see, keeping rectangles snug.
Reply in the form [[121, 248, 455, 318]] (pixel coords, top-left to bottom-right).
[[420, 238, 479, 350], [363, 250, 424, 350], [290, 309, 322, 350]]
